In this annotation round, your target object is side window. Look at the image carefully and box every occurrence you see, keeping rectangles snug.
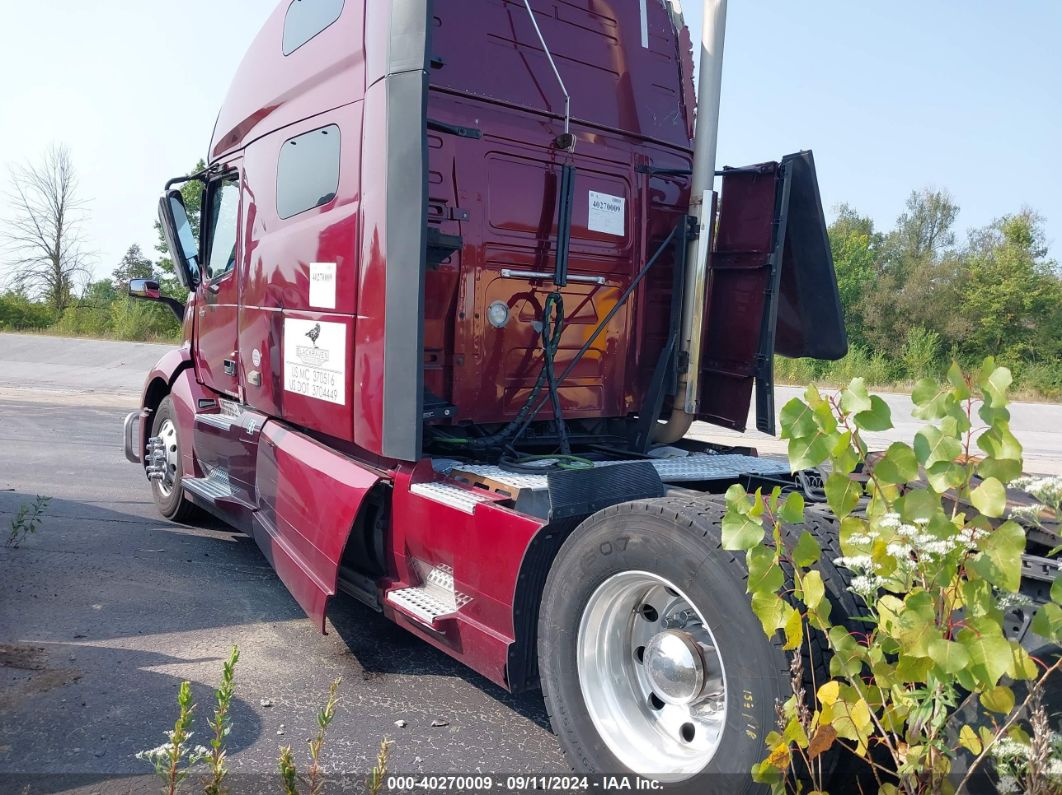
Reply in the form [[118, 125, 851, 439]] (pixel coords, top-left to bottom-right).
[[276, 125, 341, 220], [204, 176, 240, 281], [283, 0, 345, 56]]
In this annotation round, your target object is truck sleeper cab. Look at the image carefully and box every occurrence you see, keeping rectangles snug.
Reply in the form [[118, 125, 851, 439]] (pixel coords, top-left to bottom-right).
[[126, 0, 849, 788]]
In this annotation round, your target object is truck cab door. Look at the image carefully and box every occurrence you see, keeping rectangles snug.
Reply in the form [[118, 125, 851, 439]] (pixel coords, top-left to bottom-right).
[[194, 167, 242, 399]]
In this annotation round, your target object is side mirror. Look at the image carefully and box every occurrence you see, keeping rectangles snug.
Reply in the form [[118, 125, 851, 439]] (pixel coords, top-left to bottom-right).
[[128, 278, 162, 300], [128, 277, 186, 322], [158, 189, 200, 291]]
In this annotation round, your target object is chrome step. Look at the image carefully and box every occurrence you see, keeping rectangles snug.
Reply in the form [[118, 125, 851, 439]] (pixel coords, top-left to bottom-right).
[[385, 562, 471, 626], [195, 413, 236, 431], [183, 468, 235, 501], [387, 587, 461, 624], [409, 481, 492, 514]]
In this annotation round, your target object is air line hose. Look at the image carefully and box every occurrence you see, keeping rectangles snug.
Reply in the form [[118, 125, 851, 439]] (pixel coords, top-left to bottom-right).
[[540, 291, 570, 455], [432, 291, 569, 454]]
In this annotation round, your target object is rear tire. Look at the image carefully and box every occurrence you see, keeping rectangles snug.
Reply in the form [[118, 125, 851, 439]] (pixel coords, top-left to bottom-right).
[[538, 496, 789, 792], [149, 396, 198, 524]]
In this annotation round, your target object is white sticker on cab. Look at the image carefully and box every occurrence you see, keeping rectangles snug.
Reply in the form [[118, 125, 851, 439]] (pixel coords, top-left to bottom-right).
[[283, 318, 346, 405], [309, 262, 337, 309], [588, 190, 625, 237]]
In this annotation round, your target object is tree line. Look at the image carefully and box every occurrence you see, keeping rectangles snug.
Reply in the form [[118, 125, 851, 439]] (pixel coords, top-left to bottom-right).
[[778, 189, 1062, 398], [2, 147, 1060, 397]]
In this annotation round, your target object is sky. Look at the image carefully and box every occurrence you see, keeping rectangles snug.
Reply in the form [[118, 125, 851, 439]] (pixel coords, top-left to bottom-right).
[[0, 0, 1059, 286]]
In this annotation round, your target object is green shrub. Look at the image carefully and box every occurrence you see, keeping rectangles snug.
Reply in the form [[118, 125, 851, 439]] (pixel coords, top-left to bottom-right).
[[900, 325, 942, 381], [723, 361, 1061, 794], [0, 292, 57, 330], [54, 303, 114, 338], [1013, 362, 1062, 401], [110, 297, 180, 341]]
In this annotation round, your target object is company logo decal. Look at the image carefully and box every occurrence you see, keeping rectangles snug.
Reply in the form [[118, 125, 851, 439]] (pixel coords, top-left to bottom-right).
[[295, 323, 330, 367]]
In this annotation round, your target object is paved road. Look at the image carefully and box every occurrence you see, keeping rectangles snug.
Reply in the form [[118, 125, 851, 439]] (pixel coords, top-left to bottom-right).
[[0, 333, 172, 400], [1, 333, 1060, 791]]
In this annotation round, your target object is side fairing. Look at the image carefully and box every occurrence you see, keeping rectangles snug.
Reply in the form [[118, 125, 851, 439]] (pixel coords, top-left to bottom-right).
[[253, 422, 381, 632], [354, 1, 430, 461]]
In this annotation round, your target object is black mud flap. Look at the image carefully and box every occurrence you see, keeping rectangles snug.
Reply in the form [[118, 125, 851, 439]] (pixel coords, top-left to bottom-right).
[[546, 462, 665, 521], [696, 150, 846, 436]]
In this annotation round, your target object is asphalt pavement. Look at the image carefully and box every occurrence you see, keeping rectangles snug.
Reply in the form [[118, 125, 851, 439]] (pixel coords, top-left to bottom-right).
[[1, 332, 1060, 793]]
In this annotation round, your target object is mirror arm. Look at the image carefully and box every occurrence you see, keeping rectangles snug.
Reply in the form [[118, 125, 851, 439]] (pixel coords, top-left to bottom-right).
[[129, 290, 185, 322], [165, 168, 209, 191], [160, 297, 186, 322]]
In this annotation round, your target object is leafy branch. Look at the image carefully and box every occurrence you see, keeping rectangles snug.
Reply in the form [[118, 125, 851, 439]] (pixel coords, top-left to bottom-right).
[[726, 359, 1061, 794]]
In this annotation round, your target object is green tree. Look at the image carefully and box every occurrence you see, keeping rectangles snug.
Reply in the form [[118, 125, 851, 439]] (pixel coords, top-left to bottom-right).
[[958, 210, 1062, 364], [111, 243, 154, 290], [0, 290, 56, 330], [860, 190, 964, 360], [828, 205, 882, 348], [889, 187, 960, 271], [154, 159, 205, 297]]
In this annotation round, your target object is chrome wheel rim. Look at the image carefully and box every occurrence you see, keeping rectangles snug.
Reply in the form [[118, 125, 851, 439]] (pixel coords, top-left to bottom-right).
[[156, 419, 179, 497], [577, 570, 727, 780]]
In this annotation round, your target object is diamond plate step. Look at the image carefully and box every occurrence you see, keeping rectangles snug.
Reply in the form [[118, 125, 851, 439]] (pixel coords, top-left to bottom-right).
[[182, 468, 255, 511], [409, 481, 493, 514], [182, 468, 234, 501], [385, 561, 473, 627], [387, 586, 469, 625], [452, 452, 792, 494]]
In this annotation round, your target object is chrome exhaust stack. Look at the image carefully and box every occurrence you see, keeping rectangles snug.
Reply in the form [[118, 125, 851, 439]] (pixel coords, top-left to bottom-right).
[[653, 0, 728, 443]]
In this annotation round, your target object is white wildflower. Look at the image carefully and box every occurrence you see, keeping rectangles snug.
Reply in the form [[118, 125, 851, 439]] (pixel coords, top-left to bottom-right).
[[834, 555, 873, 572], [996, 592, 1033, 611], [135, 744, 172, 763], [1010, 475, 1062, 507], [997, 774, 1019, 793], [958, 526, 989, 550], [1009, 503, 1045, 525], [847, 532, 874, 546], [913, 516, 931, 526], [898, 523, 920, 539], [886, 542, 911, 560], [848, 575, 883, 598], [921, 538, 958, 557], [878, 512, 901, 529], [992, 738, 1031, 761]]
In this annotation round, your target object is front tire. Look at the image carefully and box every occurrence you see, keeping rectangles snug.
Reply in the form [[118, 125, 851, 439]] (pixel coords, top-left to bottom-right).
[[538, 496, 789, 792], [149, 396, 198, 523]]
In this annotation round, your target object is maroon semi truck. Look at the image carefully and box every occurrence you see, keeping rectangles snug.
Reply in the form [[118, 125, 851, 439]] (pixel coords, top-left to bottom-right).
[[123, 0, 854, 786]]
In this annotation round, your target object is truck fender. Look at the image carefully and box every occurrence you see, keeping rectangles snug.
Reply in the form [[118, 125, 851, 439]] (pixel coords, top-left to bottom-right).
[[506, 517, 583, 693], [138, 345, 194, 471]]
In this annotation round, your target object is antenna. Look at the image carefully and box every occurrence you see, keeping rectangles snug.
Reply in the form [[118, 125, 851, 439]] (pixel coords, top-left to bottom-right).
[[522, 0, 572, 139]]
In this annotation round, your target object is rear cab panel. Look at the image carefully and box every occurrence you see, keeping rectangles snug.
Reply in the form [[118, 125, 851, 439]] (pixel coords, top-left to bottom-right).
[[425, 0, 696, 424]]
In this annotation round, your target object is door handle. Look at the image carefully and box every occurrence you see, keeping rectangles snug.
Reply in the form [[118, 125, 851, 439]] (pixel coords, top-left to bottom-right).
[[223, 359, 237, 376]]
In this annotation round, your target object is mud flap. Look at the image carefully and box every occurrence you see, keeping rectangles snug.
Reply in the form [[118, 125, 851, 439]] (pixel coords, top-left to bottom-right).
[[696, 151, 846, 434]]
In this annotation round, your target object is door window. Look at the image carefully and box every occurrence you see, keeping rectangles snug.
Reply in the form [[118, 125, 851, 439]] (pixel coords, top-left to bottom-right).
[[276, 125, 341, 219], [283, 0, 345, 56], [204, 175, 240, 282]]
